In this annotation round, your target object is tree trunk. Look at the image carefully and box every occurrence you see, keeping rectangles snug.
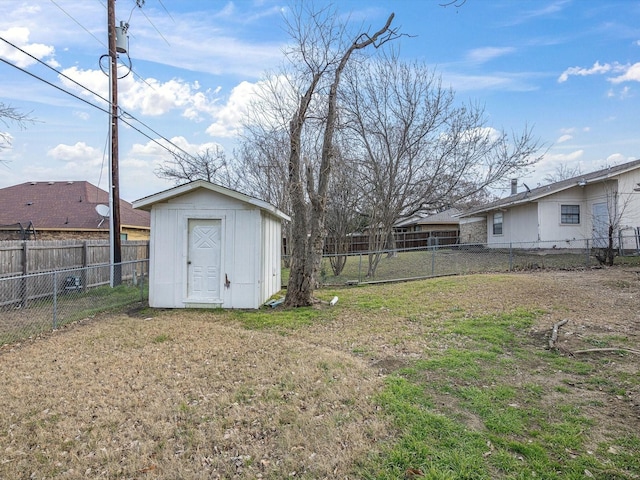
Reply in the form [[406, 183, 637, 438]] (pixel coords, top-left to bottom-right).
[[284, 13, 397, 307], [285, 84, 317, 307]]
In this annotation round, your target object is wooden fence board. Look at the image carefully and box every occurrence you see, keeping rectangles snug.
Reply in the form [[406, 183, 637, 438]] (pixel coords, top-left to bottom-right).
[[0, 240, 149, 278]]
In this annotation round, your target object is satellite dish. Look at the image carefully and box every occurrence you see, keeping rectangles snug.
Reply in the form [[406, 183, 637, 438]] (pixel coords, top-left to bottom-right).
[[96, 204, 110, 217]]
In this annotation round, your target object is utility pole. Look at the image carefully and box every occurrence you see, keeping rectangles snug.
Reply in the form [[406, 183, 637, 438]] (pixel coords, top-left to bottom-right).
[[108, 0, 122, 285]]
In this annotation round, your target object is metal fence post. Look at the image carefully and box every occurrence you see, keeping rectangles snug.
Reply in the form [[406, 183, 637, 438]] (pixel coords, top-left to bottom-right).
[[509, 243, 513, 271], [431, 245, 436, 276], [21, 241, 28, 308], [358, 253, 362, 283], [138, 263, 144, 302], [585, 239, 590, 267], [53, 270, 58, 329]]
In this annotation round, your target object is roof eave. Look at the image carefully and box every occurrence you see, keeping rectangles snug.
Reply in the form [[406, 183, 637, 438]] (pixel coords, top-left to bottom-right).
[[132, 180, 291, 222]]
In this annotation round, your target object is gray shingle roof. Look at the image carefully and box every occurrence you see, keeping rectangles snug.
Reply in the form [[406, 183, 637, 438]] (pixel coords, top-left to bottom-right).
[[459, 159, 640, 217]]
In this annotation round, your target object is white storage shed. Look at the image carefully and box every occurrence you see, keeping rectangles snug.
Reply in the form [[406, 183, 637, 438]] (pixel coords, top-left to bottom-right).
[[133, 180, 290, 309]]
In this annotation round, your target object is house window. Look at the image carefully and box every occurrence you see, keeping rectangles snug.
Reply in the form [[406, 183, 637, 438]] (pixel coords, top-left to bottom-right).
[[493, 212, 503, 235], [561, 205, 580, 224]]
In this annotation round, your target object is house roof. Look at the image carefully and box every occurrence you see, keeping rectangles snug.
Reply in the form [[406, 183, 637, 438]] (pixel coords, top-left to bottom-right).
[[459, 158, 640, 218], [394, 208, 461, 228], [0, 181, 150, 231], [132, 180, 291, 222]]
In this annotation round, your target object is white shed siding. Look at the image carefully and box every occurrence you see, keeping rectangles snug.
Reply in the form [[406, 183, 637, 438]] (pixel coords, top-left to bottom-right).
[[148, 207, 182, 308], [260, 214, 282, 302], [137, 181, 288, 309], [142, 184, 288, 308], [230, 209, 260, 309]]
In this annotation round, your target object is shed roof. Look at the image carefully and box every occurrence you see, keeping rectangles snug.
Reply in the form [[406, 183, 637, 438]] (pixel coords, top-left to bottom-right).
[[459, 158, 640, 218], [133, 180, 291, 222], [0, 181, 150, 231]]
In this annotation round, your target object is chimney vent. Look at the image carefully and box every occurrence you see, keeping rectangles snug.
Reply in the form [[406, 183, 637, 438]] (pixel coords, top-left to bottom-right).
[[511, 178, 518, 195]]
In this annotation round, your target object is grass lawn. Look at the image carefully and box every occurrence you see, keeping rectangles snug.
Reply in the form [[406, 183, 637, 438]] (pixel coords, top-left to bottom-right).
[[0, 269, 638, 479], [287, 247, 640, 286]]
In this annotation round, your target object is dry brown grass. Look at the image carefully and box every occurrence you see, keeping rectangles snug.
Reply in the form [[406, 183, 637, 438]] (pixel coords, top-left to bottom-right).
[[1, 267, 639, 479], [0, 312, 387, 479]]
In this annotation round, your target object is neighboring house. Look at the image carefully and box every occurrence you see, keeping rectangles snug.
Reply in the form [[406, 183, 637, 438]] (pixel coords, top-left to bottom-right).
[[458, 159, 640, 249], [132, 180, 290, 309], [394, 208, 460, 234], [394, 208, 460, 246], [0, 181, 150, 240]]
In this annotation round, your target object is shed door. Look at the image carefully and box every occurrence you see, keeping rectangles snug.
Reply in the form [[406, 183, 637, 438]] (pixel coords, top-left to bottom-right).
[[592, 202, 608, 248], [187, 219, 221, 301]]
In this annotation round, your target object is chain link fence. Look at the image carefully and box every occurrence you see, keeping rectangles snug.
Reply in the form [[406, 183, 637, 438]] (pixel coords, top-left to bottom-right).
[[4, 235, 640, 344], [303, 236, 640, 286], [0, 260, 148, 346]]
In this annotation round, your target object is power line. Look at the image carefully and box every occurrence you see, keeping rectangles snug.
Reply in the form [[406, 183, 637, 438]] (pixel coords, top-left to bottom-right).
[[0, 54, 197, 162], [157, 0, 175, 23], [0, 5, 201, 162], [49, 0, 107, 50], [137, 2, 171, 46], [0, 57, 111, 115], [0, 36, 110, 106], [49, 1, 158, 94]]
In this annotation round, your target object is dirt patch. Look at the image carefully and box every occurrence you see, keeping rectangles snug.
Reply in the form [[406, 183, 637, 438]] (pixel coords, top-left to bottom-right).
[[0, 267, 638, 479]]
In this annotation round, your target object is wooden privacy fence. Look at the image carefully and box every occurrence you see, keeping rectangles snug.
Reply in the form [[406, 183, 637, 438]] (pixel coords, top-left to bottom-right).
[[322, 231, 459, 255], [0, 240, 149, 278]]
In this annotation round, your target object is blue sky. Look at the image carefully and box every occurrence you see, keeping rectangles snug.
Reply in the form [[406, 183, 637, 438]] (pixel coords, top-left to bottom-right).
[[0, 0, 639, 201]]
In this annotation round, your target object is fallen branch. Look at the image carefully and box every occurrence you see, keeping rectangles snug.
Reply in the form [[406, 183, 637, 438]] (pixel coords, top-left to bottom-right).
[[548, 319, 568, 350], [572, 347, 640, 355]]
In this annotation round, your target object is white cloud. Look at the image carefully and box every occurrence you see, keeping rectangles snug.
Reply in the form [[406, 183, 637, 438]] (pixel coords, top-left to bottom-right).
[[608, 85, 632, 99], [0, 27, 57, 68], [218, 2, 236, 18], [123, 137, 227, 199], [59, 67, 220, 118], [556, 134, 572, 143], [606, 153, 628, 164], [205, 81, 262, 138], [466, 47, 516, 64], [73, 111, 90, 121], [129, 136, 222, 159], [443, 72, 536, 92], [130, 136, 191, 158], [47, 142, 102, 163], [539, 149, 584, 167], [122, 77, 218, 117], [609, 62, 640, 83], [559, 61, 640, 85], [12, 142, 108, 189], [128, 6, 284, 79], [558, 61, 613, 83], [0, 132, 14, 150], [58, 67, 109, 105]]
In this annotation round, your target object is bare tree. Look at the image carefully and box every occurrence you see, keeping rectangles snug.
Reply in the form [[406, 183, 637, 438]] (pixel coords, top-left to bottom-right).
[[324, 146, 364, 276], [236, 127, 294, 263], [341, 54, 544, 276], [283, 4, 400, 306], [592, 180, 637, 266], [543, 163, 582, 184], [236, 132, 290, 213], [156, 146, 235, 187], [0, 103, 33, 161]]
